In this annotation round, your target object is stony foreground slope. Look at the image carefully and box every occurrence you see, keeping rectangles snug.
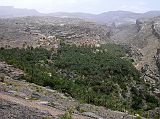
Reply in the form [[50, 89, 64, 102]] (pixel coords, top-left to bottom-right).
[[0, 99, 53, 119]]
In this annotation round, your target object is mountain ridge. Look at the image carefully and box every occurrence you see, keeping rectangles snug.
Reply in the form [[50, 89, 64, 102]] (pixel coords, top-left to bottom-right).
[[1, 6, 160, 25]]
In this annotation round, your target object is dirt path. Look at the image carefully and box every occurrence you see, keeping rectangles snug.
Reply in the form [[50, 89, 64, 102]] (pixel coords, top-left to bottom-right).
[[0, 92, 91, 119]]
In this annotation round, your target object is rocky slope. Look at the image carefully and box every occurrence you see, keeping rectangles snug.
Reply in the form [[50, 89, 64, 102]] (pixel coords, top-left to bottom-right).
[[112, 16, 160, 96], [0, 17, 110, 49], [131, 17, 160, 82], [0, 100, 53, 119]]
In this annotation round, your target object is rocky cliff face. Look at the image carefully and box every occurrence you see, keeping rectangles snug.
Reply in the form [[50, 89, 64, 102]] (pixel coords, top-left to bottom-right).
[[156, 49, 160, 78], [112, 16, 160, 86], [133, 17, 160, 84], [152, 17, 160, 40]]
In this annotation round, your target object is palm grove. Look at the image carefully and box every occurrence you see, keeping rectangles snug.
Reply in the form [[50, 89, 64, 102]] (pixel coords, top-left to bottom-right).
[[0, 42, 159, 117]]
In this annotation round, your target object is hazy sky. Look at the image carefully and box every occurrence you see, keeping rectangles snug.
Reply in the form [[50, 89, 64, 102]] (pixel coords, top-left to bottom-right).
[[0, 0, 160, 13]]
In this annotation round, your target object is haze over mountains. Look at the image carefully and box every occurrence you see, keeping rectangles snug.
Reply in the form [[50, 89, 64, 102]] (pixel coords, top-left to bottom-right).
[[0, 6, 41, 17], [1, 6, 160, 25]]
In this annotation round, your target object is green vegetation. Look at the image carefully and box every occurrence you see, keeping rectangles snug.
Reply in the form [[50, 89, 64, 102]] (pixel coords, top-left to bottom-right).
[[60, 108, 73, 119], [0, 43, 159, 115], [60, 111, 72, 119]]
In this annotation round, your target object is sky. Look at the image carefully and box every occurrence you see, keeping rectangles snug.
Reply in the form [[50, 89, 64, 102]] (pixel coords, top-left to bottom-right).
[[0, 0, 160, 14]]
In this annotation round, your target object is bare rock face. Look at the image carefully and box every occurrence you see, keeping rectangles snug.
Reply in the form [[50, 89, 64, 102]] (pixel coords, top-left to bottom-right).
[[152, 17, 160, 40], [111, 16, 160, 92], [0, 100, 53, 119], [126, 45, 143, 61], [130, 17, 160, 82]]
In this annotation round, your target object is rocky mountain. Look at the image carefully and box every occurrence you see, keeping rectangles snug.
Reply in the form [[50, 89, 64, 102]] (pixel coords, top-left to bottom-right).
[[50, 11, 160, 25], [1, 6, 160, 25]]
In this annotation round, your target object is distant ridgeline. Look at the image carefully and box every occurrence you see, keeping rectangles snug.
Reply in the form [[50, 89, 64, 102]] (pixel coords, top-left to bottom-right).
[[0, 43, 159, 117]]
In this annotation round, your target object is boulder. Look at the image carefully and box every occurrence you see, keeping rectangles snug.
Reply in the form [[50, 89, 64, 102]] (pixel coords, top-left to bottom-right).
[[31, 92, 41, 99]]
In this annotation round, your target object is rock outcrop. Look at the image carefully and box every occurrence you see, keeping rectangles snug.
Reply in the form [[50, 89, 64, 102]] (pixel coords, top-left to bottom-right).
[[0, 62, 24, 80], [156, 49, 160, 79], [111, 16, 160, 95], [0, 100, 53, 119]]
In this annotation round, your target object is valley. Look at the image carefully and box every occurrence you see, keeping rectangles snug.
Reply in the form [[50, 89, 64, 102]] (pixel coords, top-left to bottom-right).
[[0, 6, 160, 119]]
